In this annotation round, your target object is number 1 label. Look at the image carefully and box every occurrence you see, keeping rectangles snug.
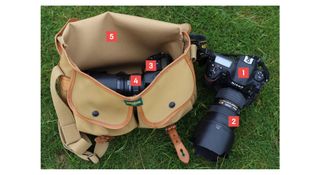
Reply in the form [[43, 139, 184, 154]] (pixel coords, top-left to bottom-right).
[[238, 67, 249, 79], [228, 116, 240, 127]]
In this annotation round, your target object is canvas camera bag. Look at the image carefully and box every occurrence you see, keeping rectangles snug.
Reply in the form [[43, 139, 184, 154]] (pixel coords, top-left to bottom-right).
[[50, 12, 197, 164]]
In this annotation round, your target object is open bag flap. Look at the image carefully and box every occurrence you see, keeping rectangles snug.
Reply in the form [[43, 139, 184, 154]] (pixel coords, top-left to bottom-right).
[[60, 12, 191, 70]]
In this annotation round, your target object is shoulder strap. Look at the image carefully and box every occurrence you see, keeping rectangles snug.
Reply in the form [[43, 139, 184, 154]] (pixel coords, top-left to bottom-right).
[[50, 65, 110, 163]]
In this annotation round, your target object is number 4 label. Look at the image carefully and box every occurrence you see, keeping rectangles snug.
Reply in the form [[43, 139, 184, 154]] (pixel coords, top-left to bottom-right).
[[106, 31, 118, 42], [228, 116, 240, 127], [130, 75, 141, 86]]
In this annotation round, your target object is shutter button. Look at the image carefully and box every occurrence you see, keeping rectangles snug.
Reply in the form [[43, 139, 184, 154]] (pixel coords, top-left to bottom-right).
[[169, 102, 176, 108], [92, 110, 99, 117]]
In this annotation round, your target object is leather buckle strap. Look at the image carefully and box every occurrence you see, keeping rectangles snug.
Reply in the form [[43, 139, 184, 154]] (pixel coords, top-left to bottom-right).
[[95, 135, 113, 144], [83, 151, 100, 164], [51, 66, 111, 164], [166, 125, 190, 164]]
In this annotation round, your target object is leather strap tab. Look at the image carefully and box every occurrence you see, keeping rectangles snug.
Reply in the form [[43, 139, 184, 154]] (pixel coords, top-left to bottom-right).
[[166, 125, 190, 164], [60, 76, 70, 92], [191, 44, 197, 62], [95, 135, 113, 144]]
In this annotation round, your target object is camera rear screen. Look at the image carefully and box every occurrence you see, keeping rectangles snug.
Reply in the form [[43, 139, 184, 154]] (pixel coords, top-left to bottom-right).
[[215, 56, 232, 68]]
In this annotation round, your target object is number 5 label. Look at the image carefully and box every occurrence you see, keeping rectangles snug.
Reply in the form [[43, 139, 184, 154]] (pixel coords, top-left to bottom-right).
[[106, 31, 118, 42], [228, 116, 240, 127]]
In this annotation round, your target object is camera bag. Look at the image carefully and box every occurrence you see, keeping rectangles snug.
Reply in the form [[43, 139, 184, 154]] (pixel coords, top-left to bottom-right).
[[50, 12, 197, 164]]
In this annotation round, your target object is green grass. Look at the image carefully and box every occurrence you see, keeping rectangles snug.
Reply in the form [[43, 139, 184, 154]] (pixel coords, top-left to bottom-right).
[[41, 6, 279, 169]]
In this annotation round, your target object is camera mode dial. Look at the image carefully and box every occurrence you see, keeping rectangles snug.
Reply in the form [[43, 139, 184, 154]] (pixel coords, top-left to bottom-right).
[[254, 70, 265, 82]]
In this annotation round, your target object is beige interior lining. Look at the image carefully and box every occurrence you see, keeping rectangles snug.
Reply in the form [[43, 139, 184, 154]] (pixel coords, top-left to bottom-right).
[[61, 12, 187, 72]]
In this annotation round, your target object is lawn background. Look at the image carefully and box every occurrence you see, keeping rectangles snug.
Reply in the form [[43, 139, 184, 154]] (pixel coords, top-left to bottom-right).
[[41, 6, 279, 169]]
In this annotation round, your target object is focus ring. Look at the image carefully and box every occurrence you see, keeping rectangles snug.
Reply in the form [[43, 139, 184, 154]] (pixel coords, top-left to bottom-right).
[[216, 88, 246, 109]]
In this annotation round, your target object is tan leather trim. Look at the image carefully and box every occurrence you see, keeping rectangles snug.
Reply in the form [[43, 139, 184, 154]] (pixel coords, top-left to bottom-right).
[[94, 135, 113, 144], [60, 76, 70, 92], [185, 49, 196, 80], [66, 70, 133, 130], [55, 18, 78, 55], [166, 125, 190, 164]]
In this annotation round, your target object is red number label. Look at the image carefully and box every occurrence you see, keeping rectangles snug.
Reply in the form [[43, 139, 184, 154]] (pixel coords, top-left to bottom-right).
[[106, 31, 118, 42], [238, 67, 249, 79], [228, 116, 240, 127], [130, 75, 141, 86], [145, 60, 157, 71]]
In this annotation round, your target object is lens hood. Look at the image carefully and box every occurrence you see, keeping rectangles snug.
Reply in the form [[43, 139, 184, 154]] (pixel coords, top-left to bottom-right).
[[194, 105, 235, 161]]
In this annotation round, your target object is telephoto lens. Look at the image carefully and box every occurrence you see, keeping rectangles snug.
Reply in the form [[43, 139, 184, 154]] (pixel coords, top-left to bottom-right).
[[194, 88, 246, 161], [190, 33, 269, 162], [86, 72, 145, 96], [85, 53, 172, 96]]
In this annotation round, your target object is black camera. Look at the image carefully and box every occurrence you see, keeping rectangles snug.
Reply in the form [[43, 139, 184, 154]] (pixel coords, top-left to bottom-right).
[[85, 53, 172, 96], [190, 34, 269, 161]]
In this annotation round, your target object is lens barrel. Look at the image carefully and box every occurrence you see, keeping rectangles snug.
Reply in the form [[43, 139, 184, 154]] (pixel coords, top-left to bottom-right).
[[88, 73, 144, 96], [86, 53, 172, 96], [194, 88, 246, 161], [88, 71, 163, 96]]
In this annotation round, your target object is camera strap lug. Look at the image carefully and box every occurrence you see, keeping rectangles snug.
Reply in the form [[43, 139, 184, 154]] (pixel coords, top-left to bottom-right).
[[190, 44, 197, 62], [166, 125, 190, 164]]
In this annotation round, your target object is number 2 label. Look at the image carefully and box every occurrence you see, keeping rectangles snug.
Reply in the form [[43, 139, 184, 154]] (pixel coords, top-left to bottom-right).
[[228, 116, 240, 127], [106, 31, 118, 42], [145, 60, 157, 71]]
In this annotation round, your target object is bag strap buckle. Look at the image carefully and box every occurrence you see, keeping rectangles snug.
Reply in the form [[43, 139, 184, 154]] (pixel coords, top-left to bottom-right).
[[166, 125, 190, 164]]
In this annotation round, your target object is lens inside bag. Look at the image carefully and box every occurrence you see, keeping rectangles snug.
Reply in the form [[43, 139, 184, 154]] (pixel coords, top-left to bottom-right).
[[194, 88, 246, 161]]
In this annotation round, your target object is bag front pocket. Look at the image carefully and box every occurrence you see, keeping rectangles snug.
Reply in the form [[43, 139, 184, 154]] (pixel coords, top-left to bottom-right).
[[67, 71, 137, 132], [137, 55, 196, 128]]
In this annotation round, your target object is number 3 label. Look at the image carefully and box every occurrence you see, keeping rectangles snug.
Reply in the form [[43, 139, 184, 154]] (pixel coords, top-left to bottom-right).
[[130, 75, 141, 86], [145, 60, 157, 71], [106, 31, 118, 42], [228, 116, 240, 127]]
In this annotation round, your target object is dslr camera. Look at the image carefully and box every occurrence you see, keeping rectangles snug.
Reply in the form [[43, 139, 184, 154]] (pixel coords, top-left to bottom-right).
[[190, 34, 269, 161], [85, 53, 172, 96]]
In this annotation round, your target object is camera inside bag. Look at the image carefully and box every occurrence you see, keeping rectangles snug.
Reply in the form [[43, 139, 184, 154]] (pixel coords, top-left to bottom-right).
[[84, 52, 173, 96]]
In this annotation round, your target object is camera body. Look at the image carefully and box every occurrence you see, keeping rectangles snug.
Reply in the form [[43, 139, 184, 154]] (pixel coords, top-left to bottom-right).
[[85, 53, 172, 96], [205, 54, 269, 106], [191, 34, 269, 161]]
